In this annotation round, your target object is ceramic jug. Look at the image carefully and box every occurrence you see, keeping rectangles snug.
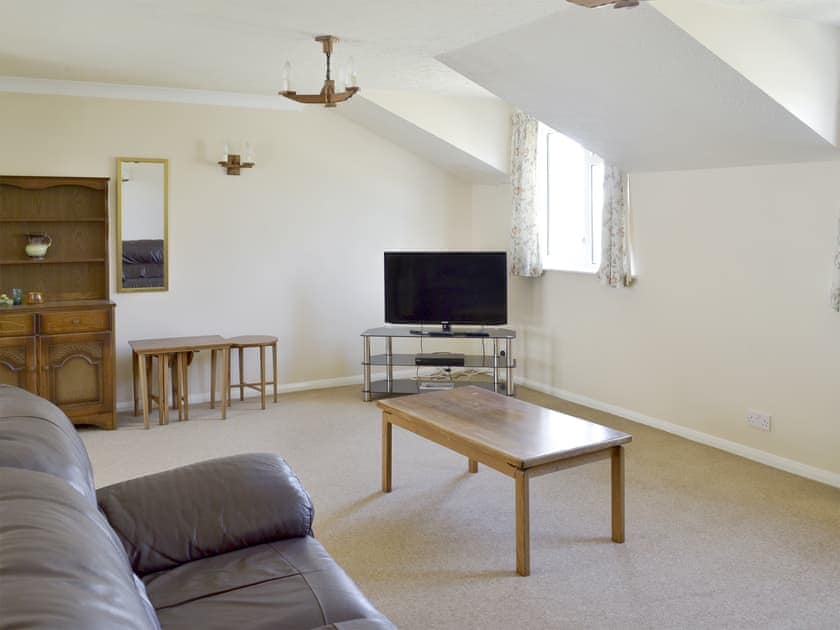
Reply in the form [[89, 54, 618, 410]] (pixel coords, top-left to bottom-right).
[[25, 233, 52, 259]]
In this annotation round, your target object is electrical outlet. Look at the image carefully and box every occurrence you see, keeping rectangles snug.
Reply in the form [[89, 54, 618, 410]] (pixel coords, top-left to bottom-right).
[[746, 409, 772, 432]]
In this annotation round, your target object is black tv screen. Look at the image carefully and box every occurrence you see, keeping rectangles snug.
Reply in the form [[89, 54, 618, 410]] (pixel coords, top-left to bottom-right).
[[384, 252, 507, 325]]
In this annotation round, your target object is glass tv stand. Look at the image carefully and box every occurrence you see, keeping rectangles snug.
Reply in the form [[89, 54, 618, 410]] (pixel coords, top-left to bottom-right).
[[361, 326, 516, 401]]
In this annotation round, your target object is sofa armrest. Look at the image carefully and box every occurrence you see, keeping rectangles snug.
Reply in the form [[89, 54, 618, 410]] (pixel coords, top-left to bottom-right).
[[97, 453, 314, 576]]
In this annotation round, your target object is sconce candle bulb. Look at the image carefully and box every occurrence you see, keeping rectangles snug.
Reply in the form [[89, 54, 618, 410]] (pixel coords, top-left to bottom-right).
[[218, 141, 255, 176]]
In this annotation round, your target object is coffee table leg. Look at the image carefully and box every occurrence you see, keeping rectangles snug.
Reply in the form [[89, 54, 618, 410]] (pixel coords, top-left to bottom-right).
[[382, 414, 392, 493], [611, 445, 625, 543], [468, 459, 478, 473], [515, 470, 530, 576]]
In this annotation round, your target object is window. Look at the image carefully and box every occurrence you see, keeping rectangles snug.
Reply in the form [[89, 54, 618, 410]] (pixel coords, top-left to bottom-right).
[[536, 122, 604, 273]]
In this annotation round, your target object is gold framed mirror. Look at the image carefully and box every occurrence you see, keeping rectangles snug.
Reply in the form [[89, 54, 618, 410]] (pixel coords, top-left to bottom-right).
[[116, 158, 169, 292]]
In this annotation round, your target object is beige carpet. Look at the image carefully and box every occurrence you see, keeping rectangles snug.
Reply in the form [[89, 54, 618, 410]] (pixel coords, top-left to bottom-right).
[[80, 386, 840, 630]]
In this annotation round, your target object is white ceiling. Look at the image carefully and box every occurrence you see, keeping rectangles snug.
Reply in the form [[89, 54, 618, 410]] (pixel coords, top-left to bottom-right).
[[440, 4, 839, 171], [1, 1, 837, 100], [1, 0, 838, 175], [0, 0, 563, 97]]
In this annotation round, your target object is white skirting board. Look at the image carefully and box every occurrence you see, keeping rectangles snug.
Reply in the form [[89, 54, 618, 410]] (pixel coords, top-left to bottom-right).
[[517, 377, 840, 490], [117, 371, 839, 489], [116, 374, 362, 413]]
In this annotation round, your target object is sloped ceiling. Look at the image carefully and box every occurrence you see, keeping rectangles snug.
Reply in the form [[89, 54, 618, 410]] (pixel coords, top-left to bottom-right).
[[2, 1, 840, 175], [339, 96, 509, 184], [439, 4, 840, 171]]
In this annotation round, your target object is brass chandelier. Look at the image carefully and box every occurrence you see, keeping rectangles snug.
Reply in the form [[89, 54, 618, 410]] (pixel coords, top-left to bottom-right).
[[279, 35, 359, 108]]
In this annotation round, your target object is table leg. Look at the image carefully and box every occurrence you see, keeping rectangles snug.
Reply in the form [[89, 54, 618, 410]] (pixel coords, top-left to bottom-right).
[[468, 459, 478, 473], [182, 352, 190, 420], [176, 353, 186, 420], [259, 345, 266, 409], [145, 354, 153, 415], [157, 354, 168, 425], [515, 469, 530, 576], [132, 350, 138, 416], [221, 346, 229, 419], [139, 354, 150, 430], [210, 349, 217, 409], [611, 446, 625, 543], [382, 415, 392, 493], [171, 356, 178, 409], [272, 342, 278, 403], [239, 346, 245, 401]]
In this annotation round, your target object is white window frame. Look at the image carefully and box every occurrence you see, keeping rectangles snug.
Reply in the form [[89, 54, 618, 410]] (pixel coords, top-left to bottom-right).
[[536, 123, 603, 274]]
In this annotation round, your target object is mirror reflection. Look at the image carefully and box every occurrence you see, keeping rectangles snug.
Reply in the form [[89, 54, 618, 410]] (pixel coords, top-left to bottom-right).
[[116, 158, 168, 292]]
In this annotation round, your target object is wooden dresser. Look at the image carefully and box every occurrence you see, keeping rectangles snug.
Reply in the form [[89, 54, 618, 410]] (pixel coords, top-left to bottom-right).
[[0, 176, 116, 429]]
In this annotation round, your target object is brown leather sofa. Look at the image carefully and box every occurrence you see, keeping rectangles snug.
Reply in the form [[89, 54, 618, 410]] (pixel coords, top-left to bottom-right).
[[0, 385, 394, 630]]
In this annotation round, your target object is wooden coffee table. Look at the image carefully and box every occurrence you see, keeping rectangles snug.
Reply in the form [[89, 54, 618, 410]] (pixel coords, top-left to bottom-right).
[[377, 386, 632, 576]]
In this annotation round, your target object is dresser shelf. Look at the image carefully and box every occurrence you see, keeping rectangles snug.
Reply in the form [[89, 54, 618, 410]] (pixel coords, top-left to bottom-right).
[[0, 258, 106, 265]]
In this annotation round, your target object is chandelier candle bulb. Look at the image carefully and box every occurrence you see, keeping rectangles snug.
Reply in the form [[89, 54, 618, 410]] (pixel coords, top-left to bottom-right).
[[281, 61, 291, 92], [347, 56, 358, 87], [222, 143, 229, 161]]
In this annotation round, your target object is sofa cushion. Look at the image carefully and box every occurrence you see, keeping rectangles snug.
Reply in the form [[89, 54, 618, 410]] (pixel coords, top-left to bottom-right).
[[0, 467, 160, 630], [0, 384, 96, 503], [144, 537, 392, 630], [98, 453, 314, 576]]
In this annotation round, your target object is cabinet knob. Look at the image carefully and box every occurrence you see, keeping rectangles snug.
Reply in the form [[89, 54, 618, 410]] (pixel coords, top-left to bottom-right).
[[72, 318, 81, 325]]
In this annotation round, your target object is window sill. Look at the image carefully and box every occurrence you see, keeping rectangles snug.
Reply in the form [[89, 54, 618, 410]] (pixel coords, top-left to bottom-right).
[[542, 265, 598, 276]]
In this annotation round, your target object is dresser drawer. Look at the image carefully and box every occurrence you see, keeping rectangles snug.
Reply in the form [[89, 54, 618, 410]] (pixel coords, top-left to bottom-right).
[[0, 313, 35, 337], [39, 309, 110, 335]]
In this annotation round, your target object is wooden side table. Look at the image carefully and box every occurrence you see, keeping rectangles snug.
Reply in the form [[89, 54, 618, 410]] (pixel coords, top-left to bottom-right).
[[226, 335, 279, 410], [129, 336, 231, 429]]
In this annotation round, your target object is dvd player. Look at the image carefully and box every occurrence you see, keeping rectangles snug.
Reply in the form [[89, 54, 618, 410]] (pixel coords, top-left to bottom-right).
[[418, 381, 455, 391], [410, 329, 490, 337], [414, 353, 465, 366]]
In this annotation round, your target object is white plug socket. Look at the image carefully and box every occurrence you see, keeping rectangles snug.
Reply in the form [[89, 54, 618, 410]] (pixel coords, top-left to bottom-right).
[[746, 409, 772, 432]]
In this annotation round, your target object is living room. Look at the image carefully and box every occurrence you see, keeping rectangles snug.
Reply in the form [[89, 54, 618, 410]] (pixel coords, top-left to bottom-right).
[[1, 1, 839, 629]]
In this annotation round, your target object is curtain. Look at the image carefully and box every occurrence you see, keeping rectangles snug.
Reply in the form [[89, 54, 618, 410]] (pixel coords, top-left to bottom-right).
[[510, 111, 543, 278], [832, 216, 840, 312], [597, 165, 633, 288]]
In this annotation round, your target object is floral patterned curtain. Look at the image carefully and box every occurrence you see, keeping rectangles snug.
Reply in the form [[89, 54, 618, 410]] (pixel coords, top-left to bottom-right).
[[597, 165, 633, 288], [832, 216, 840, 312], [510, 111, 543, 278]]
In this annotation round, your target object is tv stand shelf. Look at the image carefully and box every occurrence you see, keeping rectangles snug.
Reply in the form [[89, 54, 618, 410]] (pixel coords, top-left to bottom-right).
[[361, 326, 516, 401]]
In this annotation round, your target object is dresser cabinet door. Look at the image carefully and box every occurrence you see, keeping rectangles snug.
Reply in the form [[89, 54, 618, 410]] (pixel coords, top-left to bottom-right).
[[39, 331, 114, 418], [0, 336, 38, 393]]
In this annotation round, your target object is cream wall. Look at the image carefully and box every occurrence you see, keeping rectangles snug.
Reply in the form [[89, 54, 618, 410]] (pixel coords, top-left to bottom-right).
[[473, 161, 840, 482], [0, 92, 472, 407]]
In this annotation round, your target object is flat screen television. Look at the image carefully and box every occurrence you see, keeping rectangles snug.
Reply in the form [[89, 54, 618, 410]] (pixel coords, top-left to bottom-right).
[[384, 251, 507, 326]]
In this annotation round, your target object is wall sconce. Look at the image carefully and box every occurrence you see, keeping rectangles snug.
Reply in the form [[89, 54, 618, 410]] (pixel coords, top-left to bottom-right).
[[218, 143, 255, 175]]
